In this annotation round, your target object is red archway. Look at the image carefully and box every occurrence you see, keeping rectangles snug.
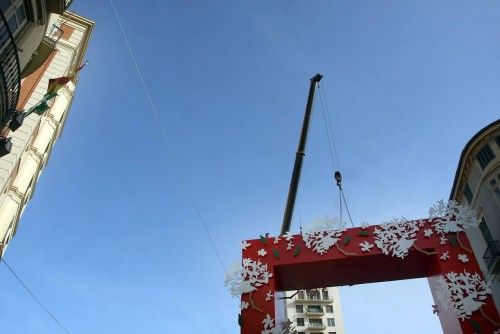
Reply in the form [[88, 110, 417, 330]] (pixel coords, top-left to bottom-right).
[[226, 202, 500, 333]]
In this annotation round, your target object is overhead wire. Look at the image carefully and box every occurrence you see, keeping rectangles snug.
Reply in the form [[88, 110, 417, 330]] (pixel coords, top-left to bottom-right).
[[109, 0, 226, 271], [1, 258, 70, 333]]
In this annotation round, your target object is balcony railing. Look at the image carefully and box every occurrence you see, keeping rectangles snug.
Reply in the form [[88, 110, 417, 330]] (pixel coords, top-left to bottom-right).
[[307, 322, 326, 330], [306, 306, 324, 315], [483, 240, 500, 273], [295, 295, 333, 303], [0, 10, 20, 126]]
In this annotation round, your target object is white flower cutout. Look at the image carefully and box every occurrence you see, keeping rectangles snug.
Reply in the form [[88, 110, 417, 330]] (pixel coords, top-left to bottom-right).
[[258, 248, 267, 257], [424, 229, 433, 238], [241, 240, 251, 250], [273, 236, 281, 244], [458, 254, 469, 263], [359, 241, 374, 252], [287, 241, 294, 250], [440, 235, 448, 245], [262, 314, 274, 329], [240, 301, 249, 310], [284, 232, 294, 241], [440, 251, 450, 261], [266, 290, 273, 301]]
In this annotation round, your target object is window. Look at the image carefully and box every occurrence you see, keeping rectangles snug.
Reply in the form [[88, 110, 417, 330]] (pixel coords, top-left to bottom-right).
[[296, 318, 304, 326], [464, 183, 473, 204], [479, 218, 494, 244], [326, 305, 334, 313], [298, 332, 305, 334], [307, 289, 321, 300], [1, 0, 27, 36], [297, 290, 304, 299], [476, 144, 496, 169], [295, 305, 303, 313], [322, 289, 329, 300], [327, 318, 336, 326], [328, 332, 337, 334], [496, 135, 500, 148]]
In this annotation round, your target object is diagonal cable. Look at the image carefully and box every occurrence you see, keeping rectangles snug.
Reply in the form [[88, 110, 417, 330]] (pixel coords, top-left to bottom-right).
[[109, 0, 226, 271], [1, 258, 70, 333]]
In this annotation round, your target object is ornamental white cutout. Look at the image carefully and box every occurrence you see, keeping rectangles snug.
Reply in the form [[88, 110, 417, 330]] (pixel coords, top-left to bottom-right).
[[284, 232, 294, 242], [240, 301, 249, 310], [225, 258, 273, 298], [258, 249, 267, 257], [302, 217, 346, 255], [434, 271, 492, 320], [261, 316, 297, 334], [373, 218, 419, 258], [273, 236, 281, 244], [440, 251, 450, 261], [424, 229, 433, 238], [359, 241, 374, 252], [440, 235, 448, 245], [266, 290, 273, 301], [458, 254, 469, 263], [287, 241, 294, 251], [429, 200, 479, 234], [241, 240, 251, 250]]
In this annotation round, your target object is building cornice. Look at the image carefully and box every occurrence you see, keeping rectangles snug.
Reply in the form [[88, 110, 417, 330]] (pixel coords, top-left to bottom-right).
[[449, 119, 500, 201]]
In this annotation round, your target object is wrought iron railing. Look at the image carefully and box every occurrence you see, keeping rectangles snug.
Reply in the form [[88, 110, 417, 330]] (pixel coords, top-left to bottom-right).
[[483, 240, 500, 272], [0, 10, 20, 126]]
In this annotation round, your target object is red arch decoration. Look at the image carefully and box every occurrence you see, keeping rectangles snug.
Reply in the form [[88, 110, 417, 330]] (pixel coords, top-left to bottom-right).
[[230, 212, 500, 333]]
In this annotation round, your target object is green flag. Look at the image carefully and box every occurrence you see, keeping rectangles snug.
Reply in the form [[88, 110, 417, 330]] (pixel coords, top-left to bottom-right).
[[26, 92, 58, 116]]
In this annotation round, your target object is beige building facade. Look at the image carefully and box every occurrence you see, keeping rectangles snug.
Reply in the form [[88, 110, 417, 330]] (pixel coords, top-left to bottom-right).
[[284, 287, 345, 334], [0, 10, 93, 256], [449, 119, 500, 313]]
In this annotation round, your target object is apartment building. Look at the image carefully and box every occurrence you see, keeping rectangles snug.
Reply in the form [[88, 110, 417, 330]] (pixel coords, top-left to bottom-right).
[[0, 7, 93, 256], [284, 287, 345, 334], [449, 119, 500, 313]]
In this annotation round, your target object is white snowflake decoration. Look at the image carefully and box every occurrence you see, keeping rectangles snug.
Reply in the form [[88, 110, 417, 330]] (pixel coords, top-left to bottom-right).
[[429, 200, 479, 234], [287, 241, 294, 251], [241, 240, 251, 250], [284, 232, 294, 242], [240, 301, 249, 310], [424, 229, 433, 238], [359, 241, 374, 252], [440, 251, 450, 261], [435, 271, 492, 320], [273, 236, 281, 244], [373, 218, 419, 258], [225, 258, 273, 298], [258, 249, 267, 257], [458, 254, 469, 263], [266, 290, 273, 301], [440, 235, 448, 245], [302, 217, 346, 255], [261, 315, 297, 334], [262, 314, 274, 330]]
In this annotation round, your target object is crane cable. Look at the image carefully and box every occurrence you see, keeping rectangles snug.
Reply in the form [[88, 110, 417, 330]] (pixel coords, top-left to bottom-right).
[[318, 83, 355, 228]]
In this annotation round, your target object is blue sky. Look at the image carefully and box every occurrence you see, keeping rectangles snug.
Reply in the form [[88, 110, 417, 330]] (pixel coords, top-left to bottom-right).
[[0, 1, 499, 333]]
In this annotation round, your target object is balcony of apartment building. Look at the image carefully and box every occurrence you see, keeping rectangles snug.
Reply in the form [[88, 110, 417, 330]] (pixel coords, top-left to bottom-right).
[[0, 4, 21, 127], [294, 289, 333, 303], [305, 305, 324, 316], [306, 319, 326, 330], [0, 0, 72, 128]]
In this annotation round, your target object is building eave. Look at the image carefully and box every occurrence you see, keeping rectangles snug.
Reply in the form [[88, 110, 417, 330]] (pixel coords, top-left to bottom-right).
[[449, 119, 500, 201]]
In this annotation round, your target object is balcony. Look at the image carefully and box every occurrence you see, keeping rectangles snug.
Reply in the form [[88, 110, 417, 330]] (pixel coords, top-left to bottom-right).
[[307, 321, 326, 330], [483, 240, 500, 274], [0, 10, 20, 127], [306, 306, 324, 315], [295, 295, 333, 303]]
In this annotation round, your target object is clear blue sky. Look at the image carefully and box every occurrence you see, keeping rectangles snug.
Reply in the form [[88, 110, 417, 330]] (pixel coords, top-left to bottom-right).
[[1, 1, 499, 333]]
